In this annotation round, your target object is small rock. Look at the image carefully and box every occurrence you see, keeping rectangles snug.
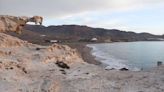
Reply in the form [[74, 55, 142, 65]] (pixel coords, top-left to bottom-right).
[[120, 68, 129, 71], [55, 61, 70, 69], [36, 48, 40, 50], [85, 73, 89, 75], [10, 67, 13, 70], [60, 69, 66, 75], [105, 68, 115, 70], [22, 67, 27, 74], [157, 61, 163, 66]]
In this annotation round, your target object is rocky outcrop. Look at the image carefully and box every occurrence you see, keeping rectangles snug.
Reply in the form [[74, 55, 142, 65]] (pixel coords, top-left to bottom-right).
[[0, 15, 43, 34], [43, 44, 83, 64], [0, 33, 27, 47], [0, 32, 85, 92], [28, 16, 43, 25], [0, 32, 83, 64], [0, 15, 27, 34]]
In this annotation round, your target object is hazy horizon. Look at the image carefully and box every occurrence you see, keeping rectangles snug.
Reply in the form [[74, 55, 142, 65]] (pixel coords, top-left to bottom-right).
[[0, 0, 164, 35]]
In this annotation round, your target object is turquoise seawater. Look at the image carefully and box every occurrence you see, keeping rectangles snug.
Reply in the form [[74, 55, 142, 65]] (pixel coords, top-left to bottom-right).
[[87, 41, 164, 70]]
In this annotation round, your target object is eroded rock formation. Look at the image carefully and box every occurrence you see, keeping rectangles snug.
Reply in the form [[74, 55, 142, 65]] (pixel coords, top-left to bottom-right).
[[0, 15, 43, 34], [0, 15, 26, 34], [0, 32, 84, 92]]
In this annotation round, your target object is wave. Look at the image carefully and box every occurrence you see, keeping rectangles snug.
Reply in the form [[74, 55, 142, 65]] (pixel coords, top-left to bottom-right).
[[87, 44, 140, 71]]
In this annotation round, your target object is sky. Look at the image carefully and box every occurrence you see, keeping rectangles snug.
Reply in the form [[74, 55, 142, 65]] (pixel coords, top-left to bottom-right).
[[0, 0, 164, 35]]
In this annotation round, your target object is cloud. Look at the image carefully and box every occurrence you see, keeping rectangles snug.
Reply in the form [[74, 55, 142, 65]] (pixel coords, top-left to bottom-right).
[[43, 6, 164, 35], [0, 0, 163, 34], [0, 0, 164, 18]]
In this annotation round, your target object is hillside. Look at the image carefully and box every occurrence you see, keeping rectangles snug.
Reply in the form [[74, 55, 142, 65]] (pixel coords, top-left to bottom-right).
[[6, 24, 163, 44]]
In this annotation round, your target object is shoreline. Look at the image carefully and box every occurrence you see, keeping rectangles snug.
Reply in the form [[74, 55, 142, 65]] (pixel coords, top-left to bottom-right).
[[31, 41, 164, 71], [65, 42, 162, 71], [63, 43, 102, 65]]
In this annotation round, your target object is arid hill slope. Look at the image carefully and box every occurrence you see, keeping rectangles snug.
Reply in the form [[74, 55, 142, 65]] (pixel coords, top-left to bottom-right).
[[6, 25, 163, 44]]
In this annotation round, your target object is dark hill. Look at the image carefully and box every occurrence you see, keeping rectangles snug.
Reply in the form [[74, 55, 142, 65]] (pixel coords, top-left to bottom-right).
[[6, 25, 164, 44]]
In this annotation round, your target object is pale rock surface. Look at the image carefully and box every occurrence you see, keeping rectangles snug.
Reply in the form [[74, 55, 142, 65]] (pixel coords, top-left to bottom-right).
[[0, 33, 164, 92], [0, 15, 43, 34], [0, 15, 27, 34]]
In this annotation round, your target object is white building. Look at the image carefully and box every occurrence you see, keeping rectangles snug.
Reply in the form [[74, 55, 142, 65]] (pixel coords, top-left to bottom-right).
[[91, 38, 98, 41], [40, 35, 46, 37], [50, 40, 58, 43]]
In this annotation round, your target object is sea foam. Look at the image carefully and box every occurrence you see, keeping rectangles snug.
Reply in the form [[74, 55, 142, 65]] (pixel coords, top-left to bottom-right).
[[87, 44, 140, 71]]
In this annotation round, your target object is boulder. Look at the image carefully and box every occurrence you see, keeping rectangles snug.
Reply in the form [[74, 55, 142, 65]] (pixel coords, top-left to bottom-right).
[[55, 61, 70, 69], [157, 61, 163, 66], [120, 68, 129, 71]]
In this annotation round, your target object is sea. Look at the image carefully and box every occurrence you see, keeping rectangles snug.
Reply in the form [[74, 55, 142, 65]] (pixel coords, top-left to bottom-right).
[[87, 41, 164, 71]]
